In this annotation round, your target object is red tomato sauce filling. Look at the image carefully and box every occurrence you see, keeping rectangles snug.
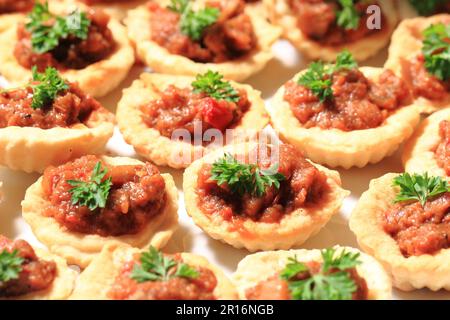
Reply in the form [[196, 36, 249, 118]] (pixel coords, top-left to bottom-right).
[[383, 193, 450, 257], [14, 10, 115, 71], [401, 55, 450, 101], [0, 0, 34, 13], [289, 0, 386, 45], [141, 85, 251, 139], [42, 155, 167, 237], [147, 0, 257, 63], [0, 82, 111, 129], [197, 144, 329, 224], [246, 260, 368, 300], [0, 235, 56, 297], [109, 254, 217, 300], [436, 120, 450, 176], [284, 69, 410, 131]]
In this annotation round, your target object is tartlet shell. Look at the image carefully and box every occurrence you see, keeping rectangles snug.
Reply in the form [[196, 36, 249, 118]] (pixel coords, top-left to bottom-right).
[[69, 244, 238, 300], [267, 67, 421, 169], [183, 143, 349, 251], [116, 73, 269, 169], [22, 156, 179, 269]]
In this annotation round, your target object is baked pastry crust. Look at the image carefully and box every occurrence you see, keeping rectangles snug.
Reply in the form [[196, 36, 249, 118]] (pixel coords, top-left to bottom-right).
[[403, 108, 450, 176], [0, 1, 135, 97], [117, 73, 269, 169], [21, 156, 179, 269], [65, 0, 147, 20], [385, 14, 450, 113], [2, 247, 77, 300], [232, 246, 392, 300], [267, 67, 421, 169], [350, 173, 450, 291], [263, 0, 398, 61], [69, 244, 238, 300], [124, 0, 281, 81], [0, 108, 114, 173], [183, 143, 349, 252]]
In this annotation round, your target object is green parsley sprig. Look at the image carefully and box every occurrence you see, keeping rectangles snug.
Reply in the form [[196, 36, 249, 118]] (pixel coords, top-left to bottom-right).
[[130, 246, 199, 283], [336, 0, 360, 30], [0, 249, 24, 283], [30, 66, 69, 109], [280, 248, 361, 300], [393, 172, 450, 207], [211, 153, 285, 197], [67, 161, 112, 211], [408, 0, 447, 15], [26, 1, 91, 54], [297, 51, 358, 102], [422, 23, 450, 81], [192, 70, 240, 102], [168, 0, 219, 41]]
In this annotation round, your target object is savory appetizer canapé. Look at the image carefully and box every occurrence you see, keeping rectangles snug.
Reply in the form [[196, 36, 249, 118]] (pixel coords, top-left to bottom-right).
[[0, 66, 114, 173], [385, 15, 449, 113], [70, 245, 237, 299], [117, 71, 268, 168], [125, 0, 280, 81], [0, 1, 134, 97], [263, 0, 398, 61], [233, 246, 391, 300], [350, 172, 450, 291], [183, 143, 349, 251], [403, 108, 450, 177], [267, 51, 421, 169], [0, 235, 76, 299], [22, 155, 179, 268]]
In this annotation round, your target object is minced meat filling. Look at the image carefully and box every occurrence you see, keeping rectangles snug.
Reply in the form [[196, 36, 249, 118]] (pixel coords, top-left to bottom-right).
[[109, 254, 217, 300], [14, 10, 115, 71], [197, 144, 328, 223], [141, 85, 250, 139], [401, 55, 450, 101], [42, 155, 166, 237], [284, 69, 410, 131], [436, 120, 450, 176], [0, 82, 106, 129], [0, 235, 56, 297], [246, 260, 368, 300], [148, 0, 257, 63], [289, 0, 385, 45], [383, 192, 450, 257], [0, 0, 34, 13]]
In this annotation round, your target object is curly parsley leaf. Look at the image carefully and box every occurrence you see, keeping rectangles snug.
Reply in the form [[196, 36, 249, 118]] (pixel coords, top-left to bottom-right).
[[30, 66, 69, 109], [321, 248, 361, 272], [336, 0, 360, 30], [393, 172, 450, 207], [130, 247, 199, 283], [422, 23, 450, 81], [25, 1, 91, 54], [192, 70, 240, 102], [211, 153, 285, 197], [180, 6, 219, 41], [408, 0, 447, 15], [0, 249, 24, 283], [280, 248, 361, 300], [168, 0, 189, 13], [297, 50, 358, 102], [67, 161, 112, 211], [280, 256, 308, 280], [168, 0, 219, 41]]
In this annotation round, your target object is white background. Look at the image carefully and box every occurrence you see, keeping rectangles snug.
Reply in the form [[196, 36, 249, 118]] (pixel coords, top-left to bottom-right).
[[1, 40, 449, 300]]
